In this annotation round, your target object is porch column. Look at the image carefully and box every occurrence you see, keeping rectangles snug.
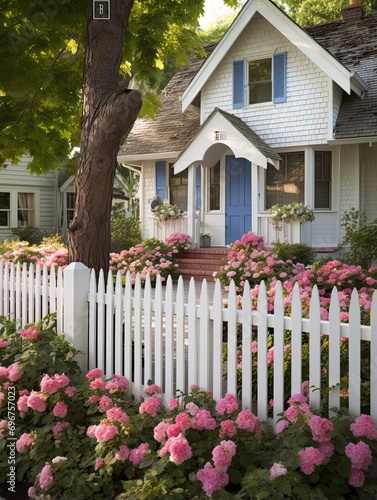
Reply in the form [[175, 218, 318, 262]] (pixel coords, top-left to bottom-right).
[[187, 164, 197, 247]]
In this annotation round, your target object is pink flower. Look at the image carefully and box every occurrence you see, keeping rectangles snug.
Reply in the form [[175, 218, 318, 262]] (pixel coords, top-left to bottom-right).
[[139, 394, 161, 417], [196, 462, 229, 496], [51, 456, 67, 464], [167, 398, 179, 410], [106, 407, 129, 424], [94, 457, 104, 470], [8, 363, 21, 382], [17, 394, 29, 414], [40, 373, 69, 394], [348, 467, 365, 488], [308, 416, 333, 442], [269, 462, 287, 480], [154, 420, 171, 442], [175, 412, 191, 431], [345, 441, 372, 471], [219, 420, 237, 438], [86, 368, 102, 379], [52, 421, 70, 440], [86, 425, 97, 438], [39, 464, 54, 489], [160, 434, 193, 464], [16, 432, 36, 453], [28, 486, 37, 497], [275, 419, 289, 436], [98, 395, 113, 412], [94, 423, 118, 442], [27, 392, 47, 412], [65, 386, 76, 397], [212, 440, 237, 472], [236, 410, 262, 434], [52, 401, 68, 418], [298, 447, 325, 475], [144, 383, 162, 395], [90, 377, 106, 390], [191, 410, 217, 431], [215, 394, 239, 415], [350, 414, 377, 440], [319, 441, 334, 461], [186, 402, 200, 416], [21, 324, 41, 341], [116, 444, 130, 461], [0, 339, 7, 348], [129, 443, 150, 466]]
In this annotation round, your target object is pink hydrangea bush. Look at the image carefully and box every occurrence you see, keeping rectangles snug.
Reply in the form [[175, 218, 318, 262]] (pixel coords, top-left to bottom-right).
[[165, 232, 191, 252], [0, 240, 68, 269]]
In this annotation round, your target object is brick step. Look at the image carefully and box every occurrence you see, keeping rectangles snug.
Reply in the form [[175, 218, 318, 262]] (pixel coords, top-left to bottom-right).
[[176, 248, 228, 281]]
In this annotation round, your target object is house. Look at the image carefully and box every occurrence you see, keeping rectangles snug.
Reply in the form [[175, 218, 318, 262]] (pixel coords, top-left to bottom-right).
[[118, 0, 377, 252]]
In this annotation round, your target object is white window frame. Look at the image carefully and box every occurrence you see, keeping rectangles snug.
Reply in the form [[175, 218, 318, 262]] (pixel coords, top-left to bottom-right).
[[0, 189, 39, 228]]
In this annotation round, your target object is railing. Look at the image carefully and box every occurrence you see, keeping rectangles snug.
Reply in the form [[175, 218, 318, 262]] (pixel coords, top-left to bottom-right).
[[1, 261, 376, 427], [150, 215, 188, 241], [257, 214, 306, 245]]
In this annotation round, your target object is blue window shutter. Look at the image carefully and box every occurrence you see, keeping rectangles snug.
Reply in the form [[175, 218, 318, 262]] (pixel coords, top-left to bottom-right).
[[273, 52, 286, 103], [155, 162, 166, 199], [233, 60, 245, 109], [195, 165, 201, 210]]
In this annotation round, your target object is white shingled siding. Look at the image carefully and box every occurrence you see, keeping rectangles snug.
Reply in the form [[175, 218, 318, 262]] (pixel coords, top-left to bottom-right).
[[360, 143, 377, 221], [201, 13, 331, 148], [338, 144, 360, 241], [333, 83, 343, 130], [0, 158, 58, 240]]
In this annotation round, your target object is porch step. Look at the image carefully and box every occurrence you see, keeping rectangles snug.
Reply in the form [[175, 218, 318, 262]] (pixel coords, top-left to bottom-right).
[[176, 248, 228, 282]]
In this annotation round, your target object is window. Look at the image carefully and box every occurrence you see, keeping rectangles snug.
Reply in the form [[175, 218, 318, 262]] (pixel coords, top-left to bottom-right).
[[249, 58, 272, 104], [266, 152, 305, 209], [0, 192, 10, 227], [315, 151, 332, 209], [66, 192, 76, 224], [17, 193, 35, 227], [169, 164, 187, 211], [233, 52, 286, 108], [209, 162, 220, 210]]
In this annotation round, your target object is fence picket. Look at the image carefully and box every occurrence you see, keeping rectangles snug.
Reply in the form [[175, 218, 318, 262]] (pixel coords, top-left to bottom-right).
[[241, 281, 253, 410], [0, 262, 3, 316], [213, 279, 224, 402], [291, 283, 302, 395], [328, 287, 341, 414], [21, 264, 27, 325], [105, 270, 115, 379], [309, 285, 321, 410], [273, 281, 285, 422], [227, 280, 238, 397], [123, 272, 133, 399], [3, 262, 10, 318], [88, 270, 98, 370], [175, 276, 186, 395], [15, 263, 21, 322], [349, 288, 361, 417], [42, 264, 49, 318], [198, 280, 210, 391], [164, 276, 174, 402], [257, 281, 269, 422], [143, 274, 153, 385], [97, 270, 106, 374], [56, 267, 64, 335], [371, 290, 377, 423], [153, 275, 163, 391], [187, 277, 198, 388], [9, 263, 15, 320], [133, 274, 143, 401]]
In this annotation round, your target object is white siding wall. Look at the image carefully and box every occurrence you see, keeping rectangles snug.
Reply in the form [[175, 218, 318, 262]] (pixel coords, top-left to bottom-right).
[[142, 161, 157, 240], [338, 145, 360, 241], [360, 143, 377, 221], [201, 13, 331, 148], [333, 83, 343, 130], [0, 158, 57, 240]]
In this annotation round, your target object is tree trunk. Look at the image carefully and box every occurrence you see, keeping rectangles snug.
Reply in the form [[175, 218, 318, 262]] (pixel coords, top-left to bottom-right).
[[68, 0, 142, 276]]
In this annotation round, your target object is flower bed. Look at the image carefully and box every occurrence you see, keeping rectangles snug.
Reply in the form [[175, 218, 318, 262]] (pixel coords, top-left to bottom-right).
[[1, 315, 377, 498]]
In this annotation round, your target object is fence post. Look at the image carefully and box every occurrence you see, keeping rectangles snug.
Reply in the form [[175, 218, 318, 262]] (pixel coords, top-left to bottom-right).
[[63, 262, 90, 372]]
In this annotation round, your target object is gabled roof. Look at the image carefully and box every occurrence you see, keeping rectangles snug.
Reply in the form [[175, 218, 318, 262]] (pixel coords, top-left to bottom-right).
[[174, 108, 281, 173], [181, 0, 367, 112], [118, 44, 216, 163]]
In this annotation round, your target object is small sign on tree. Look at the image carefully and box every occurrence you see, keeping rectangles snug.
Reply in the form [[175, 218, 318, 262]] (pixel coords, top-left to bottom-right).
[[93, 0, 110, 19]]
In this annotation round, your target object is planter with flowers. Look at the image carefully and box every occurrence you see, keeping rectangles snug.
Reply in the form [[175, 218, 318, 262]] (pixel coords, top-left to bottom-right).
[[268, 202, 315, 243], [200, 232, 212, 248], [150, 196, 185, 241]]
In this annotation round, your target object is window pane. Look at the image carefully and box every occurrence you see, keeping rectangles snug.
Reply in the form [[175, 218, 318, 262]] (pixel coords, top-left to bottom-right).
[[18, 193, 35, 227], [249, 58, 272, 104], [169, 167, 188, 211], [315, 151, 331, 209], [0, 212, 9, 227], [67, 193, 76, 223], [266, 152, 305, 208], [210, 162, 221, 210], [0, 192, 10, 209]]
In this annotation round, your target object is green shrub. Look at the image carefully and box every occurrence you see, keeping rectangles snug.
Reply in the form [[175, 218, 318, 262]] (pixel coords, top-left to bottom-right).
[[272, 242, 315, 266], [340, 208, 377, 269], [11, 226, 56, 246], [110, 203, 142, 253]]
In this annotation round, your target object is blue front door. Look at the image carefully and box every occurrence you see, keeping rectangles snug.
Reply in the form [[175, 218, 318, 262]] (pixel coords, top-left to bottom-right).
[[225, 156, 251, 245]]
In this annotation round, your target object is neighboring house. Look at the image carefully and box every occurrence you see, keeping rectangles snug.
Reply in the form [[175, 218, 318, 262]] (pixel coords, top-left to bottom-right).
[[0, 157, 59, 240], [0, 158, 137, 241], [119, 0, 377, 252]]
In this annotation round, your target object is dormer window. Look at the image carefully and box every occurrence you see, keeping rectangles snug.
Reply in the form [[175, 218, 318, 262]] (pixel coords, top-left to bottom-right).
[[233, 53, 287, 108]]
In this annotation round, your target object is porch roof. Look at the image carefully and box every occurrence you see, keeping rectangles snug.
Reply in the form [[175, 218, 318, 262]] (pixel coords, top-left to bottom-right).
[[173, 108, 281, 174]]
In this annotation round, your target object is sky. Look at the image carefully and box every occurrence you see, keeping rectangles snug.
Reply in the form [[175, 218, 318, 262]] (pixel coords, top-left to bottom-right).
[[199, 0, 239, 29]]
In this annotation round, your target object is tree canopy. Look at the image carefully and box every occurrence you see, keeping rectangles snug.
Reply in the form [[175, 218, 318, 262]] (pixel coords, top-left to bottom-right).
[[0, 0, 239, 173], [275, 0, 377, 25]]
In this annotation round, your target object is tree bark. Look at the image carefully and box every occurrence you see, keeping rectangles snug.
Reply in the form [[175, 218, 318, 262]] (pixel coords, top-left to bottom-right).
[[68, 0, 142, 276]]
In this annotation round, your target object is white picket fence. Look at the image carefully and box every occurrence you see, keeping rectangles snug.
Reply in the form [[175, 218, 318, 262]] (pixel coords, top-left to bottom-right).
[[1, 261, 376, 426]]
